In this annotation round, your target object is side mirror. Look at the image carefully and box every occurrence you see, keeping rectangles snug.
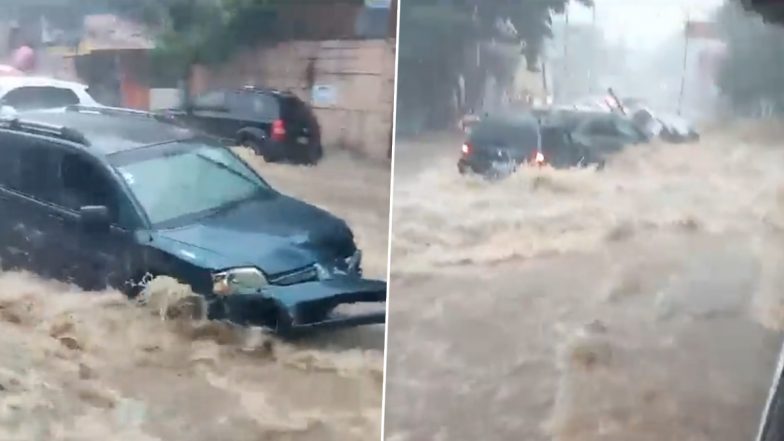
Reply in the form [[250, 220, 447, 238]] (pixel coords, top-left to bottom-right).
[[79, 205, 111, 232]]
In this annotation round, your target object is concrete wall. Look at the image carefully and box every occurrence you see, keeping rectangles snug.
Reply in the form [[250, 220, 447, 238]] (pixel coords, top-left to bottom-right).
[[191, 39, 395, 162]]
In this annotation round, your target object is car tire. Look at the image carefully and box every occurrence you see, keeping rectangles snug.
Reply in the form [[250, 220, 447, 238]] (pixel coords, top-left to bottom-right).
[[304, 143, 323, 165], [241, 137, 271, 161]]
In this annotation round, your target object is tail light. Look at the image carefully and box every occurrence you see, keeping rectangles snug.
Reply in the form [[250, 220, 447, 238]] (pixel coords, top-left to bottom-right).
[[530, 150, 545, 166], [461, 143, 472, 156], [272, 119, 286, 141]]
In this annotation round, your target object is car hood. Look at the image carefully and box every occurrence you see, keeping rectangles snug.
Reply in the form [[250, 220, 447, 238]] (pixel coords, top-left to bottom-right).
[[151, 194, 356, 275]]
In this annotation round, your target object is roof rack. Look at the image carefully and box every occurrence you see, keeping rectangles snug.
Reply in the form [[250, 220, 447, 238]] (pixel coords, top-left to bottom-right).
[[0, 116, 89, 146], [64, 105, 180, 124]]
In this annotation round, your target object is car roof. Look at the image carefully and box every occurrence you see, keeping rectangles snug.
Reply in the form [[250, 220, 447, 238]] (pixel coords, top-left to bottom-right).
[[479, 111, 539, 126], [8, 109, 196, 155], [233, 87, 305, 102], [0, 76, 89, 93]]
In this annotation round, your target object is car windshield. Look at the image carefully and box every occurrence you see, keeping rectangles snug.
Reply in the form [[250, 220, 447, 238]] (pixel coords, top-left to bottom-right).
[[111, 140, 275, 226]]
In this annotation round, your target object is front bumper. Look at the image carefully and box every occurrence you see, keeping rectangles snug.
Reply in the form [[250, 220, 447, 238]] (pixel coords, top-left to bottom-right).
[[221, 276, 386, 335]]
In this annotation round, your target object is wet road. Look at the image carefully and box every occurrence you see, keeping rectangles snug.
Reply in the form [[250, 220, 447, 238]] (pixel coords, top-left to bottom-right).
[[385, 123, 784, 441], [0, 150, 389, 441]]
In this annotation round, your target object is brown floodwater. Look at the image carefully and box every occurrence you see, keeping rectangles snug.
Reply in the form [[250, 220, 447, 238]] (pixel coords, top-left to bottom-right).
[[0, 149, 389, 441], [384, 122, 784, 441]]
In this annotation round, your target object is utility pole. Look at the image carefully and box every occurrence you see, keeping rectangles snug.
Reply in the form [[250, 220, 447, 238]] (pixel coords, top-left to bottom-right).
[[563, 6, 569, 101], [587, 3, 596, 94], [677, 12, 691, 116]]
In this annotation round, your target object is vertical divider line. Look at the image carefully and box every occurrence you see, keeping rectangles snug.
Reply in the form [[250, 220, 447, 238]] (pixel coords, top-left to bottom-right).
[[380, 0, 402, 440]]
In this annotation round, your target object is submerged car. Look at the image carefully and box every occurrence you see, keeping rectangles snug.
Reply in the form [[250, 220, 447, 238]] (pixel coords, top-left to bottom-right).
[[457, 113, 545, 180], [163, 86, 323, 165], [0, 105, 385, 335], [457, 112, 606, 179], [630, 107, 700, 143]]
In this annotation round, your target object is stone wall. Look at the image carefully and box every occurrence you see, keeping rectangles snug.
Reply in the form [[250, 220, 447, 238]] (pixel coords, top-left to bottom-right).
[[191, 39, 396, 162]]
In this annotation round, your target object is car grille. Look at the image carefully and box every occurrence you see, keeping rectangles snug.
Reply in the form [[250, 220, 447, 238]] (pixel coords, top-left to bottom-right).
[[269, 265, 319, 286], [268, 250, 362, 286]]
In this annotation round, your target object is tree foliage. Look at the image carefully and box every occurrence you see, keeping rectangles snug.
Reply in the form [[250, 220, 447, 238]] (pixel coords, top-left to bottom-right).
[[106, 0, 361, 83], [397, 0, 591, 134], [715, 0, 784, 115]]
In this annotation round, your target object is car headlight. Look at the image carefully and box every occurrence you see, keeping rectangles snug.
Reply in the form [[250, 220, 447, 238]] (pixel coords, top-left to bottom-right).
[[212, 267, 268, 296]]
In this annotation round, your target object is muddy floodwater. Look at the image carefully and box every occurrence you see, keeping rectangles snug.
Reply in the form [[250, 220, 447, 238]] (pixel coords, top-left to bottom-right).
[[0, 149, 389, 441], [385, 122, 784, 441]]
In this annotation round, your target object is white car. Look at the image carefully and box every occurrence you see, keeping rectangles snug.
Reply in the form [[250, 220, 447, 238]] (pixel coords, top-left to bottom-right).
[[0, 76, 101, 113]]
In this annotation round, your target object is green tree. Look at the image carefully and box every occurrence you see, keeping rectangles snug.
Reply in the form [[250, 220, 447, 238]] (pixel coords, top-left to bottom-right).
[[715, 0, 784, 115], [396, 0, 591, 135]]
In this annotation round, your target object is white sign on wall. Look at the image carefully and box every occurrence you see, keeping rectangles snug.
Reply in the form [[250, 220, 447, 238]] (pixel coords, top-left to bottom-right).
[[312, 84, 338, 106]]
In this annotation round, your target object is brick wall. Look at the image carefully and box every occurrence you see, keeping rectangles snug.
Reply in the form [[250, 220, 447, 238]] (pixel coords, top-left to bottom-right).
[[191, 39, 395, 162]]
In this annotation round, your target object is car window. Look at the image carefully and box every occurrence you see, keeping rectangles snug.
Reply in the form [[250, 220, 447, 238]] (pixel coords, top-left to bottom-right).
[[111, 140, 275, 226], [1, 140, 61, 202], [193, 91, 227, 109], [2, 86, 80, 110], [56, 152, 136, 227], [585, 117, 618, 136], [614, 118, 642, 139], [231, 92, 280, 119]]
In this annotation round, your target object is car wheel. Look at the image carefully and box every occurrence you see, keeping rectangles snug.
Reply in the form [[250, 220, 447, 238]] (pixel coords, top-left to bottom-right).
[[241, 137, 271, 161], [304, 143, 323, 165]]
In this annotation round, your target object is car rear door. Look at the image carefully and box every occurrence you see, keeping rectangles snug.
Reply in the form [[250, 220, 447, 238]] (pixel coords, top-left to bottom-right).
[[0, 131, 26, 268], [0, 133, 68, 277], [186, 90, 236, 142]]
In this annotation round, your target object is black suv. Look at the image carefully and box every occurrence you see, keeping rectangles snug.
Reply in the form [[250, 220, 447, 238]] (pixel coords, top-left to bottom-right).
[[0, 106, 385, 335], [164, 87, 323, 165], [458, 113, 586, 179]]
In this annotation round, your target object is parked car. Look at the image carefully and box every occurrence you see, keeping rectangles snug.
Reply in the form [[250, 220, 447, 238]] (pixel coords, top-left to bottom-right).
[[0, 105, 385, 335], [0, 76, 101, 111], [164, 86, 324, 165]]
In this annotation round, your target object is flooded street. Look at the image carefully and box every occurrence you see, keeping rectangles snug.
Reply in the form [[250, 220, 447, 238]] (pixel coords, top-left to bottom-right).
[[0, 150, 389, 441], [385, 124, 784, 441]]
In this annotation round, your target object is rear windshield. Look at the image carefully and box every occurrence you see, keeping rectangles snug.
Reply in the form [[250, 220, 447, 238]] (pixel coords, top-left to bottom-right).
[[469, 118, 539, 149], [2, 86, 80, 110]]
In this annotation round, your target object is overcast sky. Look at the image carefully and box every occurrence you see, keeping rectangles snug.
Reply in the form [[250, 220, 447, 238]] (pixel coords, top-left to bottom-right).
[[566, 0, 725, 48]]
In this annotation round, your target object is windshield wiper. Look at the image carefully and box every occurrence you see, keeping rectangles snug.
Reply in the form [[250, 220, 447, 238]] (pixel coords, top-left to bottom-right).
[[195, 152, 266, 189], [201, 188, 267, 220]]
